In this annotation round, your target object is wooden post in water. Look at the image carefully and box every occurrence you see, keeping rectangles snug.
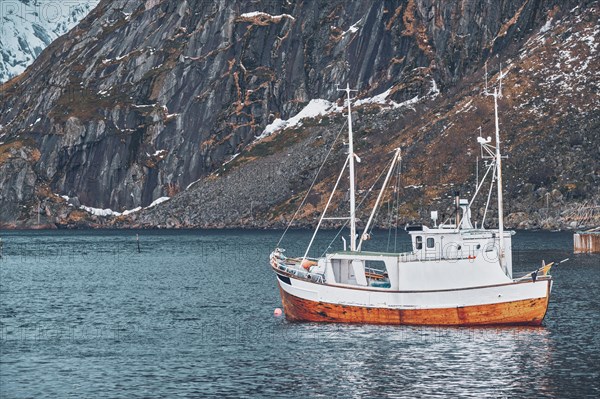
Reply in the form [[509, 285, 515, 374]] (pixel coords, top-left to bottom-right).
[[136, 234, 141, 253], [574, 230, 600, 254]]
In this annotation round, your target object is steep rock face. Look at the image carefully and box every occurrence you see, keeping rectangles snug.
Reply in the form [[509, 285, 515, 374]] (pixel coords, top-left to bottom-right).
[[136, 1, 600, 230], [0, 0, 99, 83], [0, 0, 579, 226]]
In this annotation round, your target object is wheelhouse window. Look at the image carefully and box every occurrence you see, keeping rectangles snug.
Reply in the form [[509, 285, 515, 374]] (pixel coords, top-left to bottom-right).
[[427, 237, 435, 248], [415, 236, 423, 250]]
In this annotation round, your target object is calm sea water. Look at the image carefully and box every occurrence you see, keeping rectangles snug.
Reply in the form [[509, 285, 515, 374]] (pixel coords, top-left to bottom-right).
[[0, 229, 598, 398]]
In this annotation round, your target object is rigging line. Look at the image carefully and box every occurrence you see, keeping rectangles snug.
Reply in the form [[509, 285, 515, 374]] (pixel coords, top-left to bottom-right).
[[386, 156, 402, 252], [386, 194, 393, 252], [394, 160, 401, 252], [322, 218, 350, 256], [276, 120, 348, 247], [321, 189, 374, 256], [482, 161, 497, 228], [382, 159, 401, 252], [359, 154, 399, 241], [321, 152, 396, 256], [302, 155, 350, 261]]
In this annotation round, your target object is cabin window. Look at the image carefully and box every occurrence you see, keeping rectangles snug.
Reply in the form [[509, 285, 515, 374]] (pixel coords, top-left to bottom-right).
[[427, 237, 435, 248], [365, 260, 387, 273], [415, 236, 423, 250], [364, 260, 390, 289]]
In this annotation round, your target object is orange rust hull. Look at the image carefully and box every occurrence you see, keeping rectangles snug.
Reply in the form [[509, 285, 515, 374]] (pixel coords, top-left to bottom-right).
[[279, 283, 550, 326]]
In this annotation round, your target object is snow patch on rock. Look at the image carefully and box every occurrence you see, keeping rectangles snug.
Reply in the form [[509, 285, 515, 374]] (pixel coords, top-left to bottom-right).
[[355, 87, 421, 109], [238, 12, 295, 24], [255, 99, 341, 141], [146, 197, 170, 209], [65, 195, 171, 217], [80, 205, 121, 217], [343, 18, 363, 36]]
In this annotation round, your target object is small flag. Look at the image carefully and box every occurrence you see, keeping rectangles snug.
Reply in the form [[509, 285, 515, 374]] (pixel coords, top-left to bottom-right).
[[541, 261, 554, 276]]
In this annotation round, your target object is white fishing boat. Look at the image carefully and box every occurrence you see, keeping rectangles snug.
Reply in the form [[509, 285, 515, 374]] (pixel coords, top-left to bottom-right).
[[270, 83, 554, 326]]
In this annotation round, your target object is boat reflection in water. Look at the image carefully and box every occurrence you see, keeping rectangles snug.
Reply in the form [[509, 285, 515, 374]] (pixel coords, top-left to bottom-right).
[[287, 322, 555, 396]]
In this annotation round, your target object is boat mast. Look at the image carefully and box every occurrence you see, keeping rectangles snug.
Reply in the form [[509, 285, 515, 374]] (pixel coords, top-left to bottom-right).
[[493, 87, 506, 273], [357, 148, 401, 251], [340, 84, 358, 251]]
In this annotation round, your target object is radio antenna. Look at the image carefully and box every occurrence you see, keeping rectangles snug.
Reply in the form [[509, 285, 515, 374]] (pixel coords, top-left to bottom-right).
[[498, 63, 503, 98], [484, 61, 488, 94]]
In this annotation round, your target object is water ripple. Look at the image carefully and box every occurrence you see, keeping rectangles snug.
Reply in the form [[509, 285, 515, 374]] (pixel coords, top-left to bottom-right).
[[0, 230, 598, 398]]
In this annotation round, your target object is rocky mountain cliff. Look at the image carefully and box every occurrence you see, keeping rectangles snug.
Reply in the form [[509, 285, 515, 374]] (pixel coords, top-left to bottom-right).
[[0, 0, 99, 83], [0, 0, 598, 230]]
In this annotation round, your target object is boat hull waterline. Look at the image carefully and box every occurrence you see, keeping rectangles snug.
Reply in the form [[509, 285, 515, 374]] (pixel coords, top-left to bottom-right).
[[276, 272, 552, 326]]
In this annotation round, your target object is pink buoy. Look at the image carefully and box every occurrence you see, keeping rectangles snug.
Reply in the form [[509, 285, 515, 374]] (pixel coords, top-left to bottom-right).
[[274, 308, 283, 317]]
